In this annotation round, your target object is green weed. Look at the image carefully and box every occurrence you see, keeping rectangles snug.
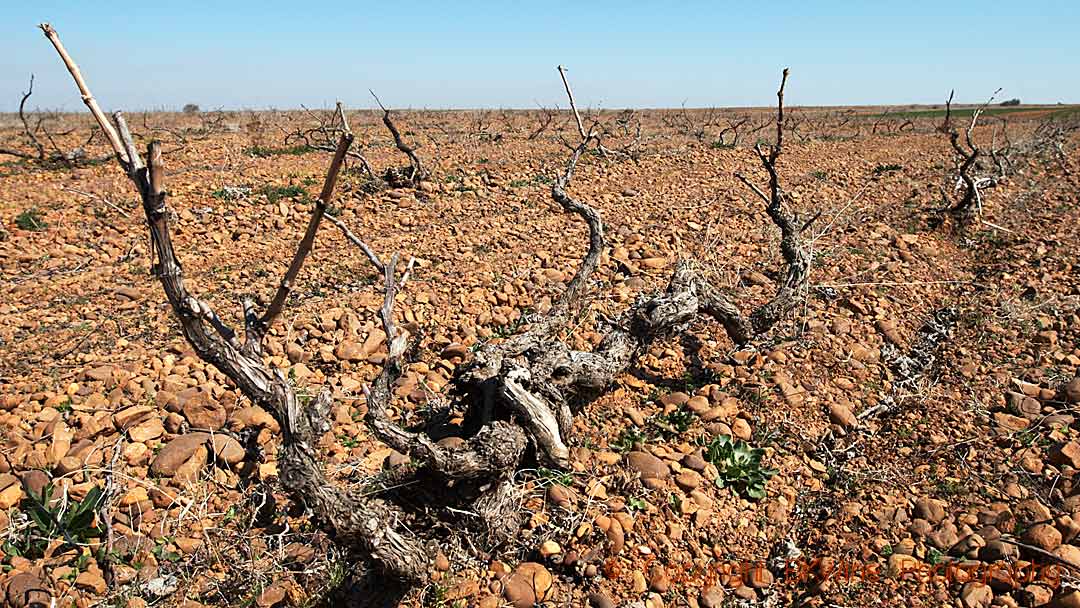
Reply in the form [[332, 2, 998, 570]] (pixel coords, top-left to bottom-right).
[[5, 484, 105, 559], [873, 163, 903, 175], [15, 207, 47, 231], [245, 144, 315, 158], [699, 435, 777, 499], [257, 184, 308, 204]]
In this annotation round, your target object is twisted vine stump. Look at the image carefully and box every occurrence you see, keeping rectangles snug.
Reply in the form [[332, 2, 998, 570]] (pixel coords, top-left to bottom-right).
[[939, 89, 1007, 221], [42, 24, 812, 583]]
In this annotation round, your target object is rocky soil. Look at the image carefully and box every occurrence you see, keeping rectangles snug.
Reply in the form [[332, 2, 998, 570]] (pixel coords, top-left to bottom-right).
[[0, 107, 1078, 607]]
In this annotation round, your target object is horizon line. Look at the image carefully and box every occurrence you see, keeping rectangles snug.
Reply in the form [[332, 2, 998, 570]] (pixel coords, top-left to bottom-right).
[[3, 101, 1076, 116]]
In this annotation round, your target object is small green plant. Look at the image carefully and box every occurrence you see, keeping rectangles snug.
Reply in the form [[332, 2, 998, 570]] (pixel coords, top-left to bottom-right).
[[337, 434, 360, 449], [151, 537, 182, 563], [1016, 428, 1051, 448], [873, 163, 903, 175], [935, 478, 967, 497], [244, 144, 314, 158], [612, 426, 648, 452], [710, 140, 736, 150], [492, 311, 531, 339], [257, 184, 308, 204], [15, 207, 47, 231], [536, 468, 574, 487], [6, 484, 105, 559], [680, 369, 719, 393], [651, 407, 695, 437], [211, 186, 251, 200], [700, 435, 777, 499], [421, 582, 465, 608], [55, 398, 73, 415], [627, 497, 647, 511], [926, 547, 944, 565], [810, 170, 828, 181]]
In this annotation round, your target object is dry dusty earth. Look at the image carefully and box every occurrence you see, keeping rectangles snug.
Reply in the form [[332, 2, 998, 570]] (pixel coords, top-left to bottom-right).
[[0, 107, 1079, 608]]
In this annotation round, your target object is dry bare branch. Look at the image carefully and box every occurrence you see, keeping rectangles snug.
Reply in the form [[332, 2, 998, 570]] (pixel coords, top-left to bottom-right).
[[939, 88, 1004, 220], [1, 73, 106, 166], [40, 22, 437, 581], [370, 90, 427, 188]]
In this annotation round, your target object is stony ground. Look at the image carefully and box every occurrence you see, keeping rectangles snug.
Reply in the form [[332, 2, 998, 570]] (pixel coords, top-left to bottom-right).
[[0, 107, 1078, 608]]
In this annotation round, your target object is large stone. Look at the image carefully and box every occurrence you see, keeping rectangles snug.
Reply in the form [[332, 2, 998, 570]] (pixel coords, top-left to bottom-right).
[[605, 518, 625, 554], [828, 403, 857, 428], [748, 565, 774, 588], [502, 562, 552, 608], [129, 418, 165, 443], [626, 451, 670, 480], [113, 406, 154, 430], [731, 418, 752, 440], [74, 570, 107, 594], [1054, 590, 1080, 608], [980, 539, 1020, 562], [83, 365, 115, 383], [5, 572, 51, 608], [1016, 499, 1052, 525], [888, 553, 923, 577], [994, 412, 1030, 431], [178, 389, 226, 430], [1050, 441, 1080, 469], [914, 497, 947, 524], [334, 341, 363, 362], [648, 564, 670, 592], [0, 483, 23, 509], [208, 435, 245, 465], [439, 343, 469, 360], [959, 582, 992, 608], [675, 470, 702, 491], [1022, 583, 1053, 606], [1023, 523, 1062, 551], [173, 445, 209, 483], [685, 395, 710, 415], [699, 585, 725, 608], [660, 392, 690, 408], [150, 433, 210, 477], [230, 406, 280, 432], [928, 523, 960, 551], [1064, 379, 1080, 405], [255, 583, 288, 607], [285, 343, 305, 363], [1053, 544, 1080, 570], [359, 331, 386, 359], [682, 452, 708, 472]]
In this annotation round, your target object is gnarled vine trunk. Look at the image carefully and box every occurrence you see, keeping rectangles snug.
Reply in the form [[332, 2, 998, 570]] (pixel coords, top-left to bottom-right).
[[41, 23, 811, 583]]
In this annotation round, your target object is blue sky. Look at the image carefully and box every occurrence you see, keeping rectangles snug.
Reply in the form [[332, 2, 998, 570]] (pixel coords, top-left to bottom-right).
[[2, 1, 1077, 112]]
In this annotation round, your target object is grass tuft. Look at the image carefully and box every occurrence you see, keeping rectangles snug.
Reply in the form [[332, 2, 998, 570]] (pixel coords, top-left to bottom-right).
[[15, 207, 47, 231]]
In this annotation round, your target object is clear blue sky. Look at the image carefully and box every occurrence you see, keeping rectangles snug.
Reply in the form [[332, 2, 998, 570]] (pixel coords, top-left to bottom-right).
[[2, 1, 1077, 112]]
